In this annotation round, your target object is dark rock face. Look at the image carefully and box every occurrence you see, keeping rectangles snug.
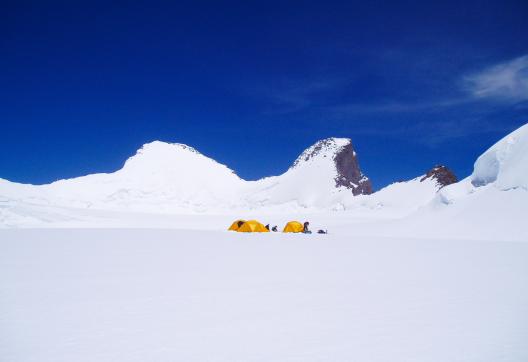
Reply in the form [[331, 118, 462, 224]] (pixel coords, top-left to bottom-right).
[[334, 142, 373, 195], [420, 165, 457, 188]]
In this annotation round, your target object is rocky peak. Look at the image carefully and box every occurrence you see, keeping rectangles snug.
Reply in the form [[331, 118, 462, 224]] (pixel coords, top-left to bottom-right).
[[292, 138, 372, 196], [420, 165, 457, 188], [334, 142, 373, 195]]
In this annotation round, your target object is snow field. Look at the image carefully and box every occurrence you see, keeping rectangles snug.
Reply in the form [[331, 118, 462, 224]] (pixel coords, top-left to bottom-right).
[[1, 229, 527, 362]]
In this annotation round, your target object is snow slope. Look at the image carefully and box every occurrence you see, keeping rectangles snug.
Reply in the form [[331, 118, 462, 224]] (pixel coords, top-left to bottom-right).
[[471, 123, 528, 190], [338, 175, 442, 217], [431, 123, 528, 208]]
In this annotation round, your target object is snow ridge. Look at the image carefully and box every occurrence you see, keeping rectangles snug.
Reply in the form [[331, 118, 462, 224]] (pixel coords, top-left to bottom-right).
[[471, 123, 528, 190]]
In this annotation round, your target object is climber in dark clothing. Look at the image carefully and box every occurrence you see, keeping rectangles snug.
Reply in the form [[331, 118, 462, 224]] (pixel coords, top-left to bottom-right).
[[303, 221, 312, 234], [271, 225, 278, 232]]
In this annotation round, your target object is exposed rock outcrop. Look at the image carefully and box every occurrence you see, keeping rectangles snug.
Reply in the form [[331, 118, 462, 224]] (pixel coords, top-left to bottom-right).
[[420, 165, 457, 188], [334, 142, 372, 195]]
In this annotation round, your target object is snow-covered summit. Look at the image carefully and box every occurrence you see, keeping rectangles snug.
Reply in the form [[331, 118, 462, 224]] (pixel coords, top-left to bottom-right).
[[235, 137, 369, 210], [291, 138, 351, 168], [120, 140, 240, 181], [128, 141, 203, 163], [289, 137, 372, 196]]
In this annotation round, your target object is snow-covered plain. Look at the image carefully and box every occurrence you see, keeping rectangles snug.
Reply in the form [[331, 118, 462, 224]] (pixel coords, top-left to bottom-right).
[[2, 227, 528, 362], [1, 124, 528, 361]]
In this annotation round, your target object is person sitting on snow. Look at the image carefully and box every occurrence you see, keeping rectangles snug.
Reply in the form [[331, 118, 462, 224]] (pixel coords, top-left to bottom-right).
[[303, 221, 312, 234], [272, 225, 278, 232]]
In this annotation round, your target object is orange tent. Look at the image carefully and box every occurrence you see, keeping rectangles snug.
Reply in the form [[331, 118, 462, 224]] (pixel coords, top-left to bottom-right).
[[283, 221, 304, 233], [237, 220, 270, 233], [228, 219, 246, 231]]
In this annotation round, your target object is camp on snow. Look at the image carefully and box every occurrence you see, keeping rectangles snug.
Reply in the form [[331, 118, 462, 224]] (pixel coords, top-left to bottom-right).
[[234, 220, 270, 233], [228, 220, 312, 233]]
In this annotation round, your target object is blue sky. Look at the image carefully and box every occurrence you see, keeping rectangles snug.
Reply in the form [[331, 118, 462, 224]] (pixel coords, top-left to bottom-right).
[[1, 1, 527, 189]]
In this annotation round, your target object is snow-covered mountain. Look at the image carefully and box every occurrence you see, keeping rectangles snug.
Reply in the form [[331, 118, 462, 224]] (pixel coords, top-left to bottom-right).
[[1, 123, 527, 228], [0, 141, 245, 213], [244, 138, 372, 210], [0, 138, 374, 214]]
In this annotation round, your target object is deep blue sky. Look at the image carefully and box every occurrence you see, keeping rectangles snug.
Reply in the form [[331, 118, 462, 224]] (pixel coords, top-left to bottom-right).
[[1, 1, 527, 189]]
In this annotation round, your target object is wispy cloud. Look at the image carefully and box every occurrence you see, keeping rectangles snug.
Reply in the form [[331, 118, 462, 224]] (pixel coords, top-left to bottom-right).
[[259, 54, 528, 118], [247, 52, 528, 147], [464, 54, 528, 102], [326, 98, 470, 118]]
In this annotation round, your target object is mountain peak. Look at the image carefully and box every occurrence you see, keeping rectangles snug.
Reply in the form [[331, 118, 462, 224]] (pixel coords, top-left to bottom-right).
[[137, 141, 201, 156], [121, 141, 239, 181], [291, 138, 351, 168], [290, 137, 372, 195], [124, 141, 204, 167]]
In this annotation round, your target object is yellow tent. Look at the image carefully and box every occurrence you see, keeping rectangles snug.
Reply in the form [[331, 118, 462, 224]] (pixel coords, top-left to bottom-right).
[[228, 219, 246, 231], [283, 221, 304, 233], [237, 220, 270, 233]]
